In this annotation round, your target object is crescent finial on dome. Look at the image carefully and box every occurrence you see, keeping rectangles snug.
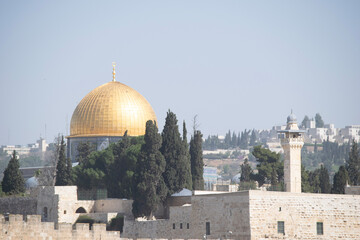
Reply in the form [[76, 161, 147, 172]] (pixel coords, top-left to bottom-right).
[[112, 62, 116, 82]]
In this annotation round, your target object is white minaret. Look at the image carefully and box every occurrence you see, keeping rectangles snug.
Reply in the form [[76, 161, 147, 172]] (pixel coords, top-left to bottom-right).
[[278, 112, 304, 193]]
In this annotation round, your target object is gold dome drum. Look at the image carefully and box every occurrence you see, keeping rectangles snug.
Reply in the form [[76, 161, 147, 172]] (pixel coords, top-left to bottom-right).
[[70, 81, 157, 137]]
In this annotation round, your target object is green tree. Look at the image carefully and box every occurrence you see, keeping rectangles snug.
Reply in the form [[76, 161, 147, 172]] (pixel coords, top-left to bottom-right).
[[332, 166, 349, 194], [55, 136, 72, 186], [301, 165, 312, 193], [249, 130, 257, 146], [109, 133, 143, 198], [132, 120, 167, 219], [76, 142, 96, 164], [251, 146, 283, 187], [160, 111, 189, 195], [319, 165, 331, 193], [190, 130, 204, 190], [72, 148, 113, 189], [240, 159, 252, 182], [1, 150, 25, 195], [182, 121, 193, 190], [346, 140, 360, 185], [301, 115, 309, 128], [315, 113, 324, 128]]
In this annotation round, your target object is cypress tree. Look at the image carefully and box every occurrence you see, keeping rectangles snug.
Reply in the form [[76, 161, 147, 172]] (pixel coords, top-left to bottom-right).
[[249, 129, 257, 146], [240, 158, 252, 182], [1, 150, 25, 195], [55, 136, 71, 186], [347, 140, 360, 185], [190, 130, 204, 190], [319, 165, 331, 193], [132, 120, 166, 219], [332, 166, 349, 194], [160, 110, 188, 195], [182, 121, 193, 190], [315, 113, 324, 128]]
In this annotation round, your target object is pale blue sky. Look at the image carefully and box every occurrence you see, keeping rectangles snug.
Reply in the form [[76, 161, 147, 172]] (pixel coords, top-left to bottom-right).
[[0, 1, 359, 145]]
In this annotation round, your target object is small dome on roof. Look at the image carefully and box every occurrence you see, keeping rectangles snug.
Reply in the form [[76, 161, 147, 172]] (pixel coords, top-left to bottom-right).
[[287, 111, 297, 123], [25, 177, 38, 188]]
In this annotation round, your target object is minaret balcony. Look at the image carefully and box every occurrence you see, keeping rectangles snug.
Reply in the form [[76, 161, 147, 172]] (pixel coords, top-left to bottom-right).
[[280, 137, 304, 145]]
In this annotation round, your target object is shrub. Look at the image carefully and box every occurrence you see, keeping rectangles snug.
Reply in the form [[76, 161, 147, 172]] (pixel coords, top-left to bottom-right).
[[107, 215, 124, 232]]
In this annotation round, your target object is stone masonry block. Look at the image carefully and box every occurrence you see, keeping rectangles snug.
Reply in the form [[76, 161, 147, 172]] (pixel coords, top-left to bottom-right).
[[8, 214, 23, 223], [92, 223, 106, 232], [26, 215, 41, 223], [75, 223, 90, 231], [58, 223, 72, 231]]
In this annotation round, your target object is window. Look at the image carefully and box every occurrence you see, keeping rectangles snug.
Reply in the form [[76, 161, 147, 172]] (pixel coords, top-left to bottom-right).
[[64, 210, 67, 214], [277, 221, 285, 234], [173, 223, 175, 229], [180, 223, 183, 229], [317, 222, 323, 235], [42, 207, 48, 221], [206, 222, 211, 235], [187, 223, 189, 229], [75, 207, 86, 213]]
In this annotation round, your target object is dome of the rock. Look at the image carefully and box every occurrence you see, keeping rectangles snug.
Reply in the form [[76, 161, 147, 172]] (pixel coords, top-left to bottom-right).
[[70, 81, 157, 137], [67, 64, 157, 161]]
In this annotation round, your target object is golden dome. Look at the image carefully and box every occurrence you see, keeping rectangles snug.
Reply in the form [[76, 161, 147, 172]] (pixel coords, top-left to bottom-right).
[[69, 81, 157, 137]]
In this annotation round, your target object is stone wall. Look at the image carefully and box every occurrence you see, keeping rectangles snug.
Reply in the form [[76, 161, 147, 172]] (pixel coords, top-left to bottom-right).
[[249, 190, 360, 239], [123, 191, 250, 240], [0, 196, 37, 216], [0, 214, 120, 240], [345, 186, 360, 195], [123, 190, 360, 240]]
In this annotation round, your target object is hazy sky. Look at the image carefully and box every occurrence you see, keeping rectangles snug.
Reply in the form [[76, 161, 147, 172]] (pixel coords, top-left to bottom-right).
[[0, 1, 359, 145]]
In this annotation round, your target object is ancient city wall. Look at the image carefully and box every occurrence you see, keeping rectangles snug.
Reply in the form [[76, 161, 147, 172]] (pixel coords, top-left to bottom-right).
[[0, 214, 120, 240], [249, 190, 360, 240], [0, 196, 37, 216], [123, 191, 251, 240], [189, 191, 250, 240]]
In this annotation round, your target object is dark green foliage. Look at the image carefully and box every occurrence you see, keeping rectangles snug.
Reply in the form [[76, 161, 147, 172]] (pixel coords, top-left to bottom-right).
[[301, 165, 312, 193], [319, 165, 331, 193], [182, 121, 192, 190], [301, 115, 309, 128], [238, 181, 257, 191], [332, 166, 349, 194], [72, 150, 109, 189], [239, 130, 250, 149], [302, 140, 350, 173], [72, 133, 143, 198], [224, 130, 232, 149], [76, 142, 96, 164], [315, 113, 324, 128], [305, 165, 331, 193], [75, 215, 95, 229], [160, 111, 189, 195], [308, 169, 321, 193], [251, 146, 283, 187], [347, 140, 360, 185], [203, 135, 222, 150], [107, 215, 124, 232], [190, 130, 204, 190], [132, 120, 166, 219], [240, 159, 252, 182], [249, 130, 257, 146], [55, 136, 72, 186], [1, 151, 25, 195]]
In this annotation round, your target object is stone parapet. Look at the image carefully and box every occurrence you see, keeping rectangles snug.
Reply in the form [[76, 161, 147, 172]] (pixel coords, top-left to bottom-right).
[[0, 214, 120, 240]]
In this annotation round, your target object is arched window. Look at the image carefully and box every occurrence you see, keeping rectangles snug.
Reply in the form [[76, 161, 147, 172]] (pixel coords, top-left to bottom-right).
[[75, 207, 87, 213], [42, 207, 48, 221]]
